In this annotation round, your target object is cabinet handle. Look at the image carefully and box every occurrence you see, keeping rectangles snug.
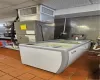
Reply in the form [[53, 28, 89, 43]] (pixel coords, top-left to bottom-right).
[[71, 50, 76, 54]]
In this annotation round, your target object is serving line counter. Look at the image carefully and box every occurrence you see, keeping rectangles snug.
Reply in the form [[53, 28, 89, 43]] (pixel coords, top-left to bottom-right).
[[19, 40, 91, 74]]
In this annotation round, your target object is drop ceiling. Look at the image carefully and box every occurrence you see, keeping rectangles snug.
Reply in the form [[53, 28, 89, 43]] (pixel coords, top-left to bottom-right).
[[0, 0, 41, 19], [0, 0, 100, 20], [43, 0, 91, 9]]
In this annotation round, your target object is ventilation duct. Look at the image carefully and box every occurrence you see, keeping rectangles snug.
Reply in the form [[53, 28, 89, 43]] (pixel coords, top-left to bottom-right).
[[18, 5, 55, 22]]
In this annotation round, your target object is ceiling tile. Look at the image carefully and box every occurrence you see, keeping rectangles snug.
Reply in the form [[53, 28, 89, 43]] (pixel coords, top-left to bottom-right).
[[61, 0, 91, 9], [0, 0, 39, 19], [0, 0, 98, 19], [42, 0, 91, 9], [0, 0, 29, 6], [0, 0, 37, 13], [0, 0, 14, 6], [0, 3, 10, 9], [42, 0, 64, 9]]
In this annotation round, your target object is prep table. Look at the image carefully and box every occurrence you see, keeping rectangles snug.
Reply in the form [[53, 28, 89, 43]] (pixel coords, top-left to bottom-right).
[[19, 40, 91, 73]]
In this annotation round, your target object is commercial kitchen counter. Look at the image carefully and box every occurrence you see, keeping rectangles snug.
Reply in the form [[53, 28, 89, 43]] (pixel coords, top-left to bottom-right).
[[19, 40, 91, 73]]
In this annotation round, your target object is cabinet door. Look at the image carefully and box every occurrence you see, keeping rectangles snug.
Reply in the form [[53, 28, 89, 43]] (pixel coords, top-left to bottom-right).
[[68, 45, 86, 66], [19, 46, 62, 73]]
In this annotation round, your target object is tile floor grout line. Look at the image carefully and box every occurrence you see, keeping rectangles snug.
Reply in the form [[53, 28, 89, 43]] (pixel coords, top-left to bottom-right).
[[27, 68, 56, 80], [28, 73, 45, 80], [0, 69, 34, 80], [0, 70, 20, 80], [28, 76, 36, 80], [0, 71, 20, 80], [0, 70, 8, 74], [17, 73, 36, 80], [47, 74, 56, 80], [28, 73, 50, 80], [0, 72, 7, 77], [1, 67, 62, 80], [35, 76, 52, 80], [10, 77, 21, 80], [0, 62, 44, 80], [27, 72, 49, 80], [0, 61, 20, 69], [14, 69, 39, 78], [30, 76, 47, 80]]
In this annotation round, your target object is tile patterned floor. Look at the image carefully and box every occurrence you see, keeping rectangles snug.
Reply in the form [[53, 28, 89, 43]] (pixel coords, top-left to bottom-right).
[[0, 48, 99, 80]]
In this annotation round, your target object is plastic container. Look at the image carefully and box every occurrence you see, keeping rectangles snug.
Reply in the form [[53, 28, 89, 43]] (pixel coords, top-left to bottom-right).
[[0, 40, 8, 47]]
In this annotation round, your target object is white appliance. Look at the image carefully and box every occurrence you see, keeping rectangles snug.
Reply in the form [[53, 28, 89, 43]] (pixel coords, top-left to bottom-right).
[[19, 40, 91, 73]]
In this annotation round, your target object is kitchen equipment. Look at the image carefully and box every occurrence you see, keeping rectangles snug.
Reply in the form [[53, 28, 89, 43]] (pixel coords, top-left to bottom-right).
[[54, 18, 71, 39], [18, 5, 54, 22], [97, 36, 100, 45], [0, 25, 6, 38], [19, 39, 91, 73], [71, 34, 86, 40], [14, 20, 54, 44], [92, 36, 100, 50]]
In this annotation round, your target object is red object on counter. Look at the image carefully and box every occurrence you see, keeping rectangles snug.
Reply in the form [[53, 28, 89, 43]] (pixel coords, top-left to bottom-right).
[[0, 41, 3, 46], [0, 40, 12, 47]]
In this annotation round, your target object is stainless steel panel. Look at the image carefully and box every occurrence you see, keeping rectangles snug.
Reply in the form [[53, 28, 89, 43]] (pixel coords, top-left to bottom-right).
[[42, 0, 90, 10], [14, 21, 36, 34], [70, 16, 100, 41], [15, 21, 54, 44], [16, 34, 29, 44], [0, 26, 6, 38], [37, 22, 54, 41], [0, 26, 5, 34]]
